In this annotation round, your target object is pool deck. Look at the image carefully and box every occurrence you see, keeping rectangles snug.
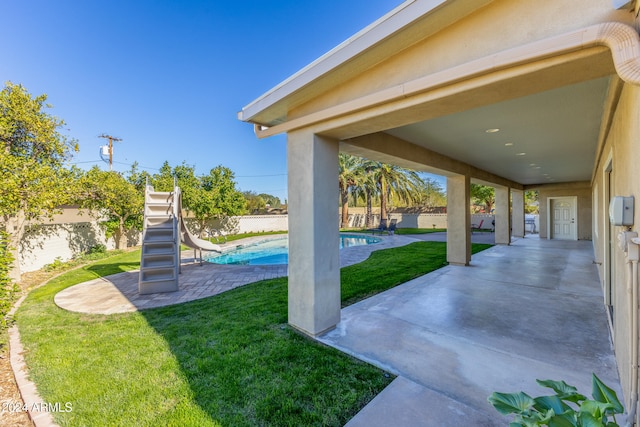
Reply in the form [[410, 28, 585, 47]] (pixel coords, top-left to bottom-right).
[[53, 233, 423, 315]]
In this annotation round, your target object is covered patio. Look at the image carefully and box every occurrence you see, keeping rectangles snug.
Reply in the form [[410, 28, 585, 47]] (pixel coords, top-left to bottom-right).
[[239, 0, 639, 337], [239, 0, 639, 423], [319, 236, 621, 425]]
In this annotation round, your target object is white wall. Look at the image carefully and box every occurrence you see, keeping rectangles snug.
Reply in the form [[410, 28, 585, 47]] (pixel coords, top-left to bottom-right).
[[19, 222, 116, 273], [19, 213, 540, 273]]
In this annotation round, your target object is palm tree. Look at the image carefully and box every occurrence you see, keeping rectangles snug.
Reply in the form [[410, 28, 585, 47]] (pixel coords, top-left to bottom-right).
[[372, 162, 424, 222], [339, 154, 424, 228], [338, 153, 360, 228], [356, 159, 380, 228]]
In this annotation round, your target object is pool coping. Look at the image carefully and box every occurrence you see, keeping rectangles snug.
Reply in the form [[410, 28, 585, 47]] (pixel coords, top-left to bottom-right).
[[204, 232, 387, 265]]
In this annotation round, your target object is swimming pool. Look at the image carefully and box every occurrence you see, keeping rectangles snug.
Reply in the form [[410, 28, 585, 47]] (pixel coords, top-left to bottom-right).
[[205, 234, 382, 265]]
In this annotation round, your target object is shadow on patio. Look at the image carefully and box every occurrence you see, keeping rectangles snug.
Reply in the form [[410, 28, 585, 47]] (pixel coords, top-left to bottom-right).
[[318, 237, 623, 426]]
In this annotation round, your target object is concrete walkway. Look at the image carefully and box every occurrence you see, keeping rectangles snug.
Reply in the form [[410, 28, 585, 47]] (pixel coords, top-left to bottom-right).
[[318, 236, 623, 426]]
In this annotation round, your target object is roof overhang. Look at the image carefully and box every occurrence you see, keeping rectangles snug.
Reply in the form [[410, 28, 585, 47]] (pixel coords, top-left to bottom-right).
[[244, 23, 640, 140]]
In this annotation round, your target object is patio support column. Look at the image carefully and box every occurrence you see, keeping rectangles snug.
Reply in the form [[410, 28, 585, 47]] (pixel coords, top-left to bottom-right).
[[287, 130, 340, 336], [512, 189, 525, 238], [495, 186, 511, 245], [447, 174, 471, 266]]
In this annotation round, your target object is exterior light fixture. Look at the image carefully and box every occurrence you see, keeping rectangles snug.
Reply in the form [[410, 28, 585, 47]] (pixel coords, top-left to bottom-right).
[[505, 142, 514, 146], [485, 128, 500, 133]]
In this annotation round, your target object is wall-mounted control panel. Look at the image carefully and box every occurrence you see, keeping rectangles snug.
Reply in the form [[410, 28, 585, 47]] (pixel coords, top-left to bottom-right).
[[609, 196, 634, 226]]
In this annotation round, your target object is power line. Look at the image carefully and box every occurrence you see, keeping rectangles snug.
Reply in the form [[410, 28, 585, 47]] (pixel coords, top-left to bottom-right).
[[70, 160, 103, 165], [112, 160, 161, 171], [236, 173, 287, 178], [70, 158, 284, 176]]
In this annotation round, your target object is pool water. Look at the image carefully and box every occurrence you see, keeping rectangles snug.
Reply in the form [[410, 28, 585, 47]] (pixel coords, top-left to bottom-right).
[[205, 234, 382, 265]]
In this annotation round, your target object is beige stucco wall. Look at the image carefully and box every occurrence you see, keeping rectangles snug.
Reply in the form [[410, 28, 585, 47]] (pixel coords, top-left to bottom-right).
[[537, 183, 592, 240], [592, 81, 640, 406]]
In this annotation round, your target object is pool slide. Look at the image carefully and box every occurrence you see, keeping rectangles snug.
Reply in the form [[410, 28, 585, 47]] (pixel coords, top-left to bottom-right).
[[139, 185, 221, 294], [179, 215, 222, 254], [176, 191, 223, 263]]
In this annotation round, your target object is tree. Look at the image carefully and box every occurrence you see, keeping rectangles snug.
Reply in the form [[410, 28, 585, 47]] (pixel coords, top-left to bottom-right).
[[0, 82, 77, 280], [243, 191, 266, 213], [338, 153, 362, 228], [150, 161, 176, 192], [191, 166, 247, 237], [77, 167, 144, 249], [470, 184, 495, 213], [525, 190, 539, 214], [151, 163, 247, 237], [349, 159, 379, 228], [258, 193, 282, 208], [372, 162, 424, 222], [418, 177, 447, 208], [126, 162, 152, 193]]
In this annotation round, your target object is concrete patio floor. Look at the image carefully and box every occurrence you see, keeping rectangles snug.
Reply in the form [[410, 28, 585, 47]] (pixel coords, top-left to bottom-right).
[[318, 236, 623, 426]]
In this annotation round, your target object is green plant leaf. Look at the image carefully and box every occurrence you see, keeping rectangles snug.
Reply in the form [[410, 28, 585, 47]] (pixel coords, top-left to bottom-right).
[[548, 414, 577, 427], [537, 379, 586, 403], [535, 395, 572, 415], [578, 411, 606, 427], [537, 408, 556, 424], [591, 374, 624, 414], [488, 391, 535, 415], [580, 399, 614, 419]]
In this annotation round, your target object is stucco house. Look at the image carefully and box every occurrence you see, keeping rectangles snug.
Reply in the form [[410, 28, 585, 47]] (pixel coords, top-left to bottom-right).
[[239, 0, 640, 422]]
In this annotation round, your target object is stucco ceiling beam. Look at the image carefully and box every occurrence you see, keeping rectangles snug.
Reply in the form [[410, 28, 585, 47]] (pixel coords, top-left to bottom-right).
[[342, 132, 522, 190]]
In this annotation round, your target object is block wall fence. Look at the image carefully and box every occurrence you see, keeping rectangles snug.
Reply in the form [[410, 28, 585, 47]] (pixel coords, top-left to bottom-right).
[[18, 213, 538, 274]]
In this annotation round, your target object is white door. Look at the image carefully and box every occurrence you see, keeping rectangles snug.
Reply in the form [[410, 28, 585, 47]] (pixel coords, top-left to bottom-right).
[[551, 198, 577, 240]]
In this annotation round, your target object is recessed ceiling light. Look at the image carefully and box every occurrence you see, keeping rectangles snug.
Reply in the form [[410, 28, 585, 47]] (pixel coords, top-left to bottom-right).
[[516, 152, 526, 156], [504, 142, 514, 147], [485, 128, 500, 133]]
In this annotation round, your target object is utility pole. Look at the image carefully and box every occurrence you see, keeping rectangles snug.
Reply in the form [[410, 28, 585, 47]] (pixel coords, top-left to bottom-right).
[[99, 134, 122, 171]]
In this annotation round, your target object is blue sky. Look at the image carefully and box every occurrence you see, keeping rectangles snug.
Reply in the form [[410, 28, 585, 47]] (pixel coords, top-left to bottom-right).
[[1, 0, 442, 203]]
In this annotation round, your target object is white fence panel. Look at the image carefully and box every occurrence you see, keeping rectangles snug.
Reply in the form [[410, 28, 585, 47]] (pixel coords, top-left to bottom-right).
[[18, 213, 539, 274], [19, 222, 115, 273]]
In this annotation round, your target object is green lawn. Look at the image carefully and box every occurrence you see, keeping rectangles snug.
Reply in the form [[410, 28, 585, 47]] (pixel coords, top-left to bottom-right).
[[15, 241, 491, 426], [394, 227, 446, 235], [210, 231, 287, 243], [343, 227, 447, 235]]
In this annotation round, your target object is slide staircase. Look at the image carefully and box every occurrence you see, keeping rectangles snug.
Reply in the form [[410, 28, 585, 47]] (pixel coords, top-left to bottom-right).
[[138, 185, 181, 294], [139, 184, 222, 294]]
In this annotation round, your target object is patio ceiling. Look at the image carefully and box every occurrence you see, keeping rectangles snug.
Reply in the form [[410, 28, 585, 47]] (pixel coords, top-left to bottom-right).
[[381, 75, 612, 186]]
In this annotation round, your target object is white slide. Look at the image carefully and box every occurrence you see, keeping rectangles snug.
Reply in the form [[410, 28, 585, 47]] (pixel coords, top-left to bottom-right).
[[176, 192, 222, 255], [180, 217, 222, 253]]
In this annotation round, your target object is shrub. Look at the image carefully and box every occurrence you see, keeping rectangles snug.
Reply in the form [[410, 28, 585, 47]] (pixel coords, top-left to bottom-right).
[[0, 230, 19, 332], [488, 374, 624, 426]]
